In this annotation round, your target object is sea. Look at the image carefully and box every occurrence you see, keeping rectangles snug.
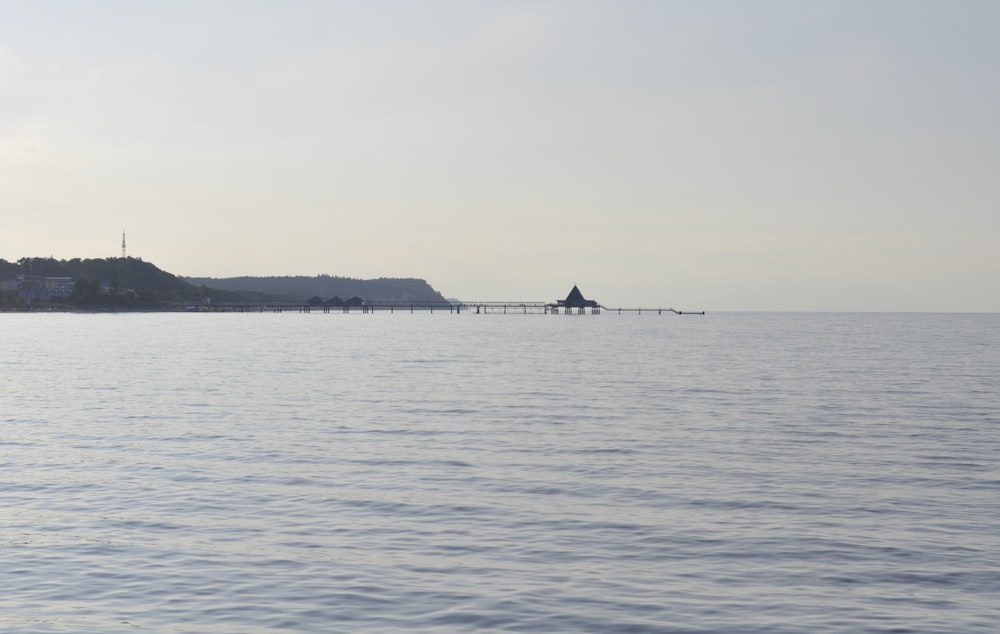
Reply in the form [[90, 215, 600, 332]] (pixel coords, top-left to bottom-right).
[[1, 311, 997, 633]]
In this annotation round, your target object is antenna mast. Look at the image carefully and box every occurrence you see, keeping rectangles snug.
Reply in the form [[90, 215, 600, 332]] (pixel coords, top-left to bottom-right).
[[121, 230, 127, 258]]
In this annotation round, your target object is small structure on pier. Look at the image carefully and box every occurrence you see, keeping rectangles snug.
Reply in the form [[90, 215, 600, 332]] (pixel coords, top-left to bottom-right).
[[550, 285, 600, 314]]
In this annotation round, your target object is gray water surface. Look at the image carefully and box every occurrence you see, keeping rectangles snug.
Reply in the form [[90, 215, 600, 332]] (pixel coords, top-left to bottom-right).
[[2, 312, 998, 632]]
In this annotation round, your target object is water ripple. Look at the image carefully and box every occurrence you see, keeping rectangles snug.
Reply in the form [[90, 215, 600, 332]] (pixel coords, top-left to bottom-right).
[[1, 313, 998, 632]]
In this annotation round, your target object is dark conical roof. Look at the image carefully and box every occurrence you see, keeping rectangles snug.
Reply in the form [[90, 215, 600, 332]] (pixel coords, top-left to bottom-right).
[[556, 284, 598, 308], [565, 285, 585, 304]]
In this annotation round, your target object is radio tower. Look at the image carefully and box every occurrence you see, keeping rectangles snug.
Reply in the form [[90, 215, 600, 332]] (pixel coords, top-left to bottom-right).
[[121, 230, 127, 258]]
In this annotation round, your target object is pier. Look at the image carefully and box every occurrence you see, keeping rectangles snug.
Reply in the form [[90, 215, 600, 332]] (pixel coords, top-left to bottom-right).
[[0, 285, 703, 315], [168, 300, 703, 315], [0, 301, 703, 314]]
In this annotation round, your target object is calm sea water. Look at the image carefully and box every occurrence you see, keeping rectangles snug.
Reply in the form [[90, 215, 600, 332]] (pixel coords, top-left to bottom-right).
[[2, 312, 998, 633]]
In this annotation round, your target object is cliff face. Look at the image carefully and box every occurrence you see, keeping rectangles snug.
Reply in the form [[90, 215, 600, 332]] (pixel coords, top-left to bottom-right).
[[183, 275, 448, 303]]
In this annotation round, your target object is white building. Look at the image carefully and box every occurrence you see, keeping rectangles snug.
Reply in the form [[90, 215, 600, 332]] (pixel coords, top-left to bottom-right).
[[16, 275, 75, 301]]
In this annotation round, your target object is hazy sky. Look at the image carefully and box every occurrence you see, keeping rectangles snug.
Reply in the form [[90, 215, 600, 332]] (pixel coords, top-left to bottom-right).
[[2, 1, 998, 310]]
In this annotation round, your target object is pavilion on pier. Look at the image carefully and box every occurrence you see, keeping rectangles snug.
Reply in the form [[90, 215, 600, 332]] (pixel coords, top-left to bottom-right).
[[550, 285, 600, 314]]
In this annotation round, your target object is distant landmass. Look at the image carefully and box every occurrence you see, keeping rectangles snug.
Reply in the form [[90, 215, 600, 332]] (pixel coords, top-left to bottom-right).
[[1, 256, 242, 307], [0, 256, 447, 308], [184, 276, 447, 303]]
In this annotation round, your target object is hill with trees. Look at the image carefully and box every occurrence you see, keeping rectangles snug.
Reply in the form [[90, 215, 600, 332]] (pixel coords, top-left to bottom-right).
[[0, 257, 449, 309], [183, 275, 448, 304], [0, 257, 261, 307]]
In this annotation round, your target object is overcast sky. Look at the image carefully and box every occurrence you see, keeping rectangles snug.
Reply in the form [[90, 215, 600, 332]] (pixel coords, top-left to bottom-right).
[[2, 1, 998, 310]]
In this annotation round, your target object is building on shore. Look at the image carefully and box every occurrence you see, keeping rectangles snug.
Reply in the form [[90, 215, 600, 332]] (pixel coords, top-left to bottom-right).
[[11, 275, 74, 302]]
